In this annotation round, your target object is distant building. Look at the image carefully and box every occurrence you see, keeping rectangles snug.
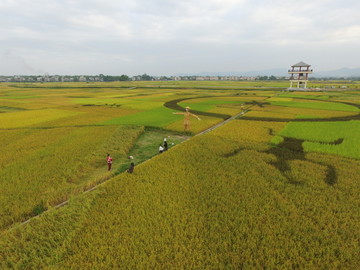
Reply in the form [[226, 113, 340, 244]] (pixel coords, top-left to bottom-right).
[[288, 61, 313, 89]]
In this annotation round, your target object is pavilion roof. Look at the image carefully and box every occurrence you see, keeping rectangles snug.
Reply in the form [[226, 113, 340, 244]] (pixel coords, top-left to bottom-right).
[[292, 61, 311, 67]]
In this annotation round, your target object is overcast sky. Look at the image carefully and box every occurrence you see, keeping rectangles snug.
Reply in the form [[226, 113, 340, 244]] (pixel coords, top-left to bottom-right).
[[0, 0, 359, 76]]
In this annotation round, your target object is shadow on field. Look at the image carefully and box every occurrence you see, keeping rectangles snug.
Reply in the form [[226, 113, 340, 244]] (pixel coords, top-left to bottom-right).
[[243, 100, 270, 108], [267, 136, 339, 186], [223, 136, 340, 186]]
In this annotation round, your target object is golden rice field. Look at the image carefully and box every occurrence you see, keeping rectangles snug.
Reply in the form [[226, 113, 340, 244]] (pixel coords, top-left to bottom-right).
[[0, 81, 359, 269]]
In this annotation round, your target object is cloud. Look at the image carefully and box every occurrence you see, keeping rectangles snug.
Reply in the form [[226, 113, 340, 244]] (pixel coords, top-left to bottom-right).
[[0, 0, 359, 75]]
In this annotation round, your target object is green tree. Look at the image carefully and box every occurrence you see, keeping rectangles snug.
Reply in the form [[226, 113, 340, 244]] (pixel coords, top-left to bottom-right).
[[119, 75, 130, 81]]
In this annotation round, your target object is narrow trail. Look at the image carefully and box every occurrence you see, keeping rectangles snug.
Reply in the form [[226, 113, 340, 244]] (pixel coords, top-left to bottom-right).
[[2, 96, 267, 233], [197, 109, 249, 135]]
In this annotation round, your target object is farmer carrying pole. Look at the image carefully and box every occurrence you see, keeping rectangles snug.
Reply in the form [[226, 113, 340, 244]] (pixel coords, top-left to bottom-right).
[[173, 106, 201, 131]]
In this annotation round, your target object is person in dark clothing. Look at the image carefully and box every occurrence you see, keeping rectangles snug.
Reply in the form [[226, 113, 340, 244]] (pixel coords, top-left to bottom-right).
[[163, 138, 168, 151], [127, 162, 135, 173]]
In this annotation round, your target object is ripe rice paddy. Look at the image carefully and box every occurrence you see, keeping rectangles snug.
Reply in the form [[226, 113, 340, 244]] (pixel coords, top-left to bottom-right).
[[0, 81, 359, 269], [0, 109, 80, 129]]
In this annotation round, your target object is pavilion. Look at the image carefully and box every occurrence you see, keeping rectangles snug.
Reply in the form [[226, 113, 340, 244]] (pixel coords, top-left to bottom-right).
[[288, 61, 313, 90]]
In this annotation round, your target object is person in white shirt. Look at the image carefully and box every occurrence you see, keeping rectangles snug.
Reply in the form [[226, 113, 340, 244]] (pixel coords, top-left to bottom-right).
[[159, 145, 164, 153]]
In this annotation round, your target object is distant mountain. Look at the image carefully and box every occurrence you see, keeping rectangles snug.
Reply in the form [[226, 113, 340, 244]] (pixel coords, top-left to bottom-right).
[[177, 67, 360, 78], [313, 67, 360, 78]]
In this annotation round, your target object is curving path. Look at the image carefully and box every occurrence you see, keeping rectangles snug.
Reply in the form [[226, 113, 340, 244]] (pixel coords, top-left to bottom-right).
[[164, 97, 231, 120]]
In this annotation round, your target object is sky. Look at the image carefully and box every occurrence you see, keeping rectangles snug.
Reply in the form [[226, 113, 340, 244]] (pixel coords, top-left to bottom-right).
[[0, 0, 359, 76]]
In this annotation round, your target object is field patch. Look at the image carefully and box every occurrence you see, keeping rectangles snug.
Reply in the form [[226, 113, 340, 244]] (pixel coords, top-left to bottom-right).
[[278, 120, 360, 159], [1, 83, 360, 269], [207, 105, 243, 116], [270, 100, 359, 112], [251, 105, 359, 119], [164, 97, 231, 120], [267, 97, 293, 102], [278, 93, 330, 100], [0, 109, 80, 129], [245, 110, 296, 119], [72, 97, 164, 110], [2, 119, 359, 269], [0, 125, 143, 230], [179, 99, 243, 112], [212, 119, 286, 144], [31, 106, 136, 127], [116, 129, 189, 172], [179, 96, 249, 108], [101, 107, 178, 127]]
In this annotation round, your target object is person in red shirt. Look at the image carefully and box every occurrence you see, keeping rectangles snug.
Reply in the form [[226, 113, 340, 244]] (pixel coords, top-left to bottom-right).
[[107, 154, 113, 171]]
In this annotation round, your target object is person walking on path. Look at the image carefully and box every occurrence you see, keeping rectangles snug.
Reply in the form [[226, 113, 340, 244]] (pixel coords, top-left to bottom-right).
[[107, 154, 113, 171], [127, 162, 135, 173], [163, 138, 168, 151]]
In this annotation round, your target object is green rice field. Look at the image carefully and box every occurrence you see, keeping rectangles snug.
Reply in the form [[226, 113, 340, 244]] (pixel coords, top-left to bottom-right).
[[0, 81, 359, 269]]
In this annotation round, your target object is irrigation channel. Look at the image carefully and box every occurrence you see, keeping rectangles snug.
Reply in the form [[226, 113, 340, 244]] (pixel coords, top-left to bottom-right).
[[5, 107, 253, 233]]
